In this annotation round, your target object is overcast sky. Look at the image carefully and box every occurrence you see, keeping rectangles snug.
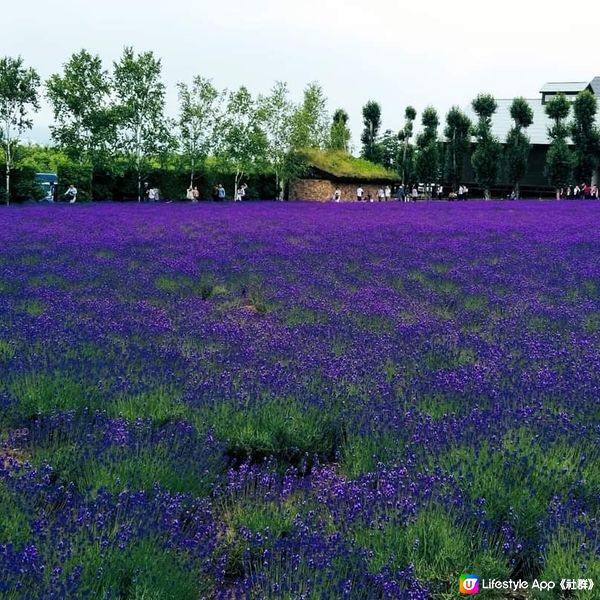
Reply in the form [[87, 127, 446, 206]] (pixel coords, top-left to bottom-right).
[[3, 0, 600, 150]]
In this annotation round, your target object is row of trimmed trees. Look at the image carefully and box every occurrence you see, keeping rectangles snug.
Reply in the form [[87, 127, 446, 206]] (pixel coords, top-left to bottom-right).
[[360, 91, 600, 199]]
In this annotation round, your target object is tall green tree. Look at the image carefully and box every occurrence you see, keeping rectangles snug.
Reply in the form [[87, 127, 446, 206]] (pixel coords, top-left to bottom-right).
[[545, 93, 574, 199], [328, 108, 351, 152], [361, 100, 382, 162], [177, 76, 221, 187], [444, 106, 471, 192], [113, 47, 172, 201], [399, 106, 416, 185], [46, 50, 115, 169], [262, 81, 297, 199], [415, 106, 439, 197], [471, 93, 501, 199], [0, 56, 40, 205], [290, 82, 329, 150], [380, 129, 400, 171], [217, 86, 268, 200], [571, 90, 600, 183], [504, 97, 533, 199]]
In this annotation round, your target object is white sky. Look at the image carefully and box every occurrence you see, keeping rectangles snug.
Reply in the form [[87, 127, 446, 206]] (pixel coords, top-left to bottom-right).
[[3, 0, 600, 150]]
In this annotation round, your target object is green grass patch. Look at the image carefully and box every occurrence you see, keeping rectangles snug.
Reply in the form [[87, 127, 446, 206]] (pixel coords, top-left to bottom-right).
[[19, 299, 45, 317], [0, 339, 15, 362], [204, 398, 344, 467], [283, 306, 327, 327], [536, 529, 600, 600], [0, 482, 30, 543], [8, 372, 100, 420], [107, 386, 187, 423], [583, 311, 600, 333], [339, 433, 400, 478], [66, 539, 208, 600], [354, 508, 509, 595], [299, 148, 397, 180], [463, 294, 488, 311]]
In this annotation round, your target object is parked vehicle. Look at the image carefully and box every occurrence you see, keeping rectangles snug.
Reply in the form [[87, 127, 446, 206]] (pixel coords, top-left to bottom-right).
[[35, 173, 58, 201]]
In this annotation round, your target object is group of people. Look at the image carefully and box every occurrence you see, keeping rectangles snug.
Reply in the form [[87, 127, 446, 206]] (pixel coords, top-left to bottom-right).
[[332, 184, 458, 203], [558, 183, 599, 200], [143, 183, 162, 202]]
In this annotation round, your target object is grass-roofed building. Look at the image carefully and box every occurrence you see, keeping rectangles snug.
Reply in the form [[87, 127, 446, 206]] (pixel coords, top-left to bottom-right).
[[289, 149, 399, 201]]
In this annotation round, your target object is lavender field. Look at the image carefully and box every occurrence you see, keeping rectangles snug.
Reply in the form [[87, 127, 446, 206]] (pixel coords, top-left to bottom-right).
[[1, 201, 599, 599]]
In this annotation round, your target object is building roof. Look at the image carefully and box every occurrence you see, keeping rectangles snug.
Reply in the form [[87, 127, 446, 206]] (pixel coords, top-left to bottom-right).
[[300, 149, 398, 181], [590, 76, 600, 96], [539, 81, 590, 94]]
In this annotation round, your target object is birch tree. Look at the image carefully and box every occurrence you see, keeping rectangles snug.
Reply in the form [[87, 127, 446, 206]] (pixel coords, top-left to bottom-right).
[[217, 86, 268, 200], [0, 56, 40, 205], [177, 76, 222, 187], [113, 47, 171, 201]]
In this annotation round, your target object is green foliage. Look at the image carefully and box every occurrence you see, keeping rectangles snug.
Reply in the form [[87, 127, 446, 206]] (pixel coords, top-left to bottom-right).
[[399, 106, 417, 185], [290, 81, 329, 150], [263, 81, 296, 197], [0, 55, 41, 204], [46, 49, 116, 167], [545, 137, 574, 194], [57, 162, 93, 200], [204, 398, 343, 467], [216, 86, 269, 198], [113, 47, 173, 200], [177, 75, 221, 184], [328, 108, 351, 152], [504, 97, 533, 197], [571, 90, 600, 182], [379, 129, 400, 171], [416, 106, 440, 192], [471, 94, 500, 198], [361, 100, 382, 162], [0, 162, 45, 201], [444, 106, 471, 191]]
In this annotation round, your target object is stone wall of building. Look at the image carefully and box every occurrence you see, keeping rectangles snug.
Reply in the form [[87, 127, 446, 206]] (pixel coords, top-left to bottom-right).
[[289, 178, 396, 202]]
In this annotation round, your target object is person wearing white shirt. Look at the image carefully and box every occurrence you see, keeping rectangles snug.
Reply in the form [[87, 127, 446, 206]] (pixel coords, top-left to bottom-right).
[[356, 186, 364, 202]]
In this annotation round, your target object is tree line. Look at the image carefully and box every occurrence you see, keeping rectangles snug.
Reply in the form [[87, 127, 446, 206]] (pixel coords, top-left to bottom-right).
[[1, 49, 599, 204]]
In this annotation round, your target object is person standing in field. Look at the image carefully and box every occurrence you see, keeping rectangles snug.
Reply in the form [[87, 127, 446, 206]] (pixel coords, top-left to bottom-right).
[[192, 187, 200, 202], [186, 186, 194, 201], [411, 185, 418, 202], [333, 188, 341, 202], [356, 186, 364, 202], [385, 185, 392, 201], [64, 184, 78, 204], [218, 184, 226, 201], [377, 187, 385, 202]]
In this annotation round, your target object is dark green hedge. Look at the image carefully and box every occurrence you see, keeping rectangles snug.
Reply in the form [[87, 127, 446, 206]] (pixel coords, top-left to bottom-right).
[[0, 164, 46, 203]]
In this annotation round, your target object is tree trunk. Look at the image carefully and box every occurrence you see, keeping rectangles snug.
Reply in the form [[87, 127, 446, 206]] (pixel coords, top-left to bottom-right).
[[138, 172, 142, 203], [556, 188, 560, 200], [5, 162, 9, 207], [515, 182, 520, 200], [402, 141, 408, 186]]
